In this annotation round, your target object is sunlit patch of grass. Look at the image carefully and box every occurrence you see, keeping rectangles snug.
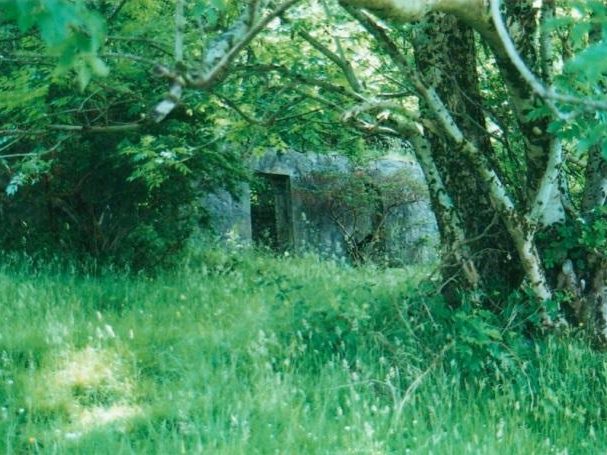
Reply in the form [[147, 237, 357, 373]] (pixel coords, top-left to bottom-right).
[[77, 404, 143, 430], [25, 345, 141, 439], [55, 347, 130, 395]]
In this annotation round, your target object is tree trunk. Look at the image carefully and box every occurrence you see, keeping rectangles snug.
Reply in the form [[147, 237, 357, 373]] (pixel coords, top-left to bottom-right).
[[413, 13, 523, 295]]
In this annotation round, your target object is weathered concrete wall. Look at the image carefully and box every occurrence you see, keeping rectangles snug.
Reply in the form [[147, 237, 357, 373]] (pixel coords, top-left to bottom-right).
[[203, 185, 251, 243], [254, 151, 352, 258], [204, 150, 439, 264], [366, 157, 439, 265]]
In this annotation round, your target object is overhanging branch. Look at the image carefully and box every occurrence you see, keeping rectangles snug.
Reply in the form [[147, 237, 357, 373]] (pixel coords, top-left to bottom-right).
[[490, 0, 607, 116], [151, 0, 302, 122]]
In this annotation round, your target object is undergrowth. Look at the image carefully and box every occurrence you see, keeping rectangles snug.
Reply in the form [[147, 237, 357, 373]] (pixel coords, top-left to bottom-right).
[[0, 248, 606, 453]]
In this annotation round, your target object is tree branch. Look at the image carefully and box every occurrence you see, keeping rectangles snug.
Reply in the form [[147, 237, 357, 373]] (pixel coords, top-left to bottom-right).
[[102, 52, 159, 66], [338, 0, 486, 25], [214, 94, 270, 125], [108, 0, 130, 23], [342, 100, 421, 124], [107, 36, 173, 56], [297, 29, 364, 93], [235, 63, 364, 100], [0, 123, 141, 136], [527, 136, 564, 227], [490, 0, 607, 115], [151, 0, 302, 122]]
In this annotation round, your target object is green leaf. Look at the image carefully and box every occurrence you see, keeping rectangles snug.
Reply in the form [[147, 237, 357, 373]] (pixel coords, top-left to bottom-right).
[[16, 0, 40, 31], [567, 42, 607, 83]]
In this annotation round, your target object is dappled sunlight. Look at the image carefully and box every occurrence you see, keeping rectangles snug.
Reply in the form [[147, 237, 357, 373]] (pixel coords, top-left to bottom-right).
[[52, 346, 132, 397], [27, 345, 142, 439], [76, 404, 143, 431]]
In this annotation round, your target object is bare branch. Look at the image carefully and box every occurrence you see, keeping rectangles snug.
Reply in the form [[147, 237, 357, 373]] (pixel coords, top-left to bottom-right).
[[102, 52, 159, 66], [108, 0, 129, 23], [291, 87, 346, 112], [342, 99, 420, 124], [377, 91, 410, 99], [343, 7, 411, 78], [215, 94, 269, 125], [339, 0, 486, 24], [0, 138, 21, 155], [190, 0, 302, 88], [48, 123, 141, 133], [235, 63, 364, 100], [0, 123, 141, 136], [0, 137, 68, 160]]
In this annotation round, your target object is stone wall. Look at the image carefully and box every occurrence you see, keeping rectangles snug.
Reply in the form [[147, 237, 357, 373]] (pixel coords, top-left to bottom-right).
[[203, 150, 439, 264]]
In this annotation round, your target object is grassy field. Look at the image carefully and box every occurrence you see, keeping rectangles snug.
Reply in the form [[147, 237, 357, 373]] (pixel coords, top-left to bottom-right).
[[1, 249, 607, 454]]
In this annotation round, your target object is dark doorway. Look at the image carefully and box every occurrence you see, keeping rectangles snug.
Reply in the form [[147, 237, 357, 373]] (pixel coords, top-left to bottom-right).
[[251, 173, 294, 251]]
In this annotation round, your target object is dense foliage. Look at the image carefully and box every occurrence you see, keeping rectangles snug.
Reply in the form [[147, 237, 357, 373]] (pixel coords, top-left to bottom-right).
[[1, 2, 607, 330], [0, 1, 252, 267]]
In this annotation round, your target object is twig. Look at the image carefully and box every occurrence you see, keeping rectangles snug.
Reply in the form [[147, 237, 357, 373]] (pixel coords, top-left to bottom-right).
[[296, 29, 363, 94], [102, 52, 158, 66], [152, 0, 302, 122], [215, 94, 269, 125], [0, 138, 21, 154], [0, 123, 141, 136], [0, 136, 68, 160], [108, 0, 129, 23], [236, 63, 361, 100], [107, 36, 172, 56], [190, 0, 302, 89]]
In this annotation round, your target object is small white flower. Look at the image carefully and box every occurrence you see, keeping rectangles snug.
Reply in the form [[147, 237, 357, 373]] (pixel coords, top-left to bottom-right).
[[104, 324, 116, 338], [64, 432, 82, 441], [496, 419, 505, 440], [364, 421, 374, 438]]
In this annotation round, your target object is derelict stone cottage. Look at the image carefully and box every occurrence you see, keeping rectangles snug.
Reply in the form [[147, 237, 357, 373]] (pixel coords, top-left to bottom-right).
[[204, 150, 439, 265]]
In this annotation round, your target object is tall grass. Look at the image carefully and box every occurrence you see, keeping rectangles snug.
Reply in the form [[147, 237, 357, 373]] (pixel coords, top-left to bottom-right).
[[1, 249, 606, 454]]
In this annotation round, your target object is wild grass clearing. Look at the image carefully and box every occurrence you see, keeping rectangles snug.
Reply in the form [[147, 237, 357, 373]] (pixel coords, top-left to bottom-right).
[[1, 250, 606, 454]]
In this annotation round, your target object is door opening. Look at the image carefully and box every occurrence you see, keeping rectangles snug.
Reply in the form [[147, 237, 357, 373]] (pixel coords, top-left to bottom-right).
[[250, 173, 293, 251]]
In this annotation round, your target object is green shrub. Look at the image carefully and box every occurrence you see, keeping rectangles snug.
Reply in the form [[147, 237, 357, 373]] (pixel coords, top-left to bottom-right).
[[0, 129, 247, 270]]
